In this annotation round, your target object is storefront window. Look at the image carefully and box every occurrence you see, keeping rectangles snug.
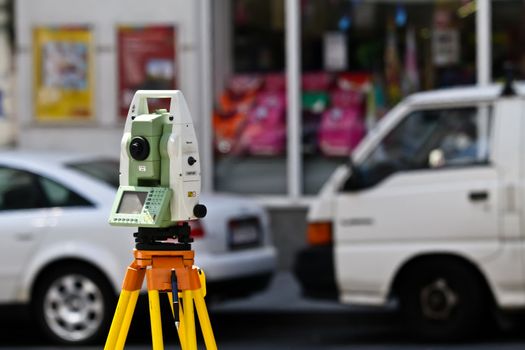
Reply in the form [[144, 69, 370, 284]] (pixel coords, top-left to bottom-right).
[[301, 0, 477, 194], [211, 0, 478, 197], [492, 0, 525, 80], [213, 0, 286, 194]]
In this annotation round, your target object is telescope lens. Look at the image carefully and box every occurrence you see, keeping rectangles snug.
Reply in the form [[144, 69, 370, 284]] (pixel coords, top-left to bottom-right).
[[129, 136, 150, 161]]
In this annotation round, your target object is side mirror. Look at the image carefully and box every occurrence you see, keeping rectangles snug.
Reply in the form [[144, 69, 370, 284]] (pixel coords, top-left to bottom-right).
[[428, 149, 445, 169]]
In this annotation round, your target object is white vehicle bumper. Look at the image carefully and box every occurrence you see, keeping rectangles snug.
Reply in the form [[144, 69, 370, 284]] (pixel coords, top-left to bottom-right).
[[195, 246, 277, 282]]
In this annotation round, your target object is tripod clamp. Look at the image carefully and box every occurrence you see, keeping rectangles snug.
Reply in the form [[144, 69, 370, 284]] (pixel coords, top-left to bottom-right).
[[134, 222, 194, 251]]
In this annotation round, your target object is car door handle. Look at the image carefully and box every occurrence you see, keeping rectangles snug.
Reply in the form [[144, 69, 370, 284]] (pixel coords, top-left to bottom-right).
[[469, 191, 488, 202]]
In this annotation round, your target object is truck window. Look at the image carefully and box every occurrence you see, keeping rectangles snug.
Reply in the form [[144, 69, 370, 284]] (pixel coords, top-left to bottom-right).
[[346, 106, 492, 191]]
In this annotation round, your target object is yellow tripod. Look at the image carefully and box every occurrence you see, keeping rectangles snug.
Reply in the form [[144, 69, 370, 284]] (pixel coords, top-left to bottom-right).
[[104, 249, 217, 350]]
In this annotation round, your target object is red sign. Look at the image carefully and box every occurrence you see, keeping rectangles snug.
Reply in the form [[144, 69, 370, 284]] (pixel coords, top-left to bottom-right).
[[117, 26, 176, 117]]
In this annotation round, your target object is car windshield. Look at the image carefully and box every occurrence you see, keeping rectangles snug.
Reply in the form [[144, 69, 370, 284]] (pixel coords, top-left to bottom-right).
[[66, 159, 120, 189]]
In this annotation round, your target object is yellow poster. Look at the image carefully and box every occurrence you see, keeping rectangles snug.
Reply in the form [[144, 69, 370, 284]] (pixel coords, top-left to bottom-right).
[[33, 27, 93, 121]]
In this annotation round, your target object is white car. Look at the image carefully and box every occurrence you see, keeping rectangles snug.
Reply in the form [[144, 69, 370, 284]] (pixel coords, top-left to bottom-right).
[[0, 151, 277, 344]]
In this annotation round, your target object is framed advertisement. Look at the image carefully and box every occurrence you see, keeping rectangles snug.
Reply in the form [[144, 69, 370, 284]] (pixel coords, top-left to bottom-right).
[[117, 25, 177, 118], [33, 26, 94, 122]]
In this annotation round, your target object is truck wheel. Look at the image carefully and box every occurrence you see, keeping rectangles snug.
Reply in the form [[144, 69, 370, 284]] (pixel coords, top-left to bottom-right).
[[399, 260, 486, 340], [33, 264, 115, 344]]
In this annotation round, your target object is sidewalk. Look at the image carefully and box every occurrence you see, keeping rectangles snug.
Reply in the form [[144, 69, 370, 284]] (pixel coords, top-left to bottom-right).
[[211, 272, 355, 313]]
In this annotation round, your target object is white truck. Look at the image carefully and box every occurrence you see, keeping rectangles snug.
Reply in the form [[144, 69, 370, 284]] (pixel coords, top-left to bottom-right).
[[294, 82, 525, 340]]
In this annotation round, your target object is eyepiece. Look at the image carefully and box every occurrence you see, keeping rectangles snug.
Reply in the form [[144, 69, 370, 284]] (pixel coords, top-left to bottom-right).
[[129, 136, 150, 161]]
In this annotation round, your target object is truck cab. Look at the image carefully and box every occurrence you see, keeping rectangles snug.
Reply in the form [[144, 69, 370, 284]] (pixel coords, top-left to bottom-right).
[[294, 83, 525, 339]]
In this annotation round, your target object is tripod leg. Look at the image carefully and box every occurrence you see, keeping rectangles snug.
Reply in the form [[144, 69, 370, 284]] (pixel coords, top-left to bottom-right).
[[182, 290, 198, 350], [104, 290, 132, 350], [115, 290, 140, 349], [168, 292, 187, 350], [193, 270, 217, 350], [194, 289, 217, 350], [148, 290, 164, 350], [105, 263, 145, 350]]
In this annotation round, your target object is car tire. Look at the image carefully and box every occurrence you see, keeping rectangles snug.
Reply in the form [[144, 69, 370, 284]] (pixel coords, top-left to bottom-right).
[[33, 263, 115, 345], [399, 260, 487, 341]]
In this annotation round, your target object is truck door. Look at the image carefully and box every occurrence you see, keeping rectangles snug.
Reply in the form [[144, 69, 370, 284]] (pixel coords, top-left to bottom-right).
[[334, 103, 500, 294], [488, 97, 525, 305]]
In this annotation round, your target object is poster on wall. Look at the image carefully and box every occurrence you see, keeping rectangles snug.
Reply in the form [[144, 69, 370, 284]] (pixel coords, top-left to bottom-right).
[[33, 26, 94, 121], [117, 26, 176, 117]]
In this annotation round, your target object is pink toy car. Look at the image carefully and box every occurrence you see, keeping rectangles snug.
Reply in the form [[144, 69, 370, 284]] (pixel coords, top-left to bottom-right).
[[240, 92, 287, 156], [318, 107, 365, 156]]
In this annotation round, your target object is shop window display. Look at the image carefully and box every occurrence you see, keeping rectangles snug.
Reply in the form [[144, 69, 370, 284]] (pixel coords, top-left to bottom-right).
[[301, 0, 477, 194], [213, 0, 287, 195], [213, 0, 477, 196], [213, 73, 288, 194], [214, 74, 287, 157]]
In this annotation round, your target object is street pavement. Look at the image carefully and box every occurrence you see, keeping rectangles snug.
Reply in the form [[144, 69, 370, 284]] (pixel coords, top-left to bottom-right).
[[0, 273, 524, 349]]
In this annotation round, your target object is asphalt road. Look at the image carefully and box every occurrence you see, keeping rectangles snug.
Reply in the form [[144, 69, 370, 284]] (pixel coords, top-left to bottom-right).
[[0, 273, 524, 349], [0, 309, 524, 349]]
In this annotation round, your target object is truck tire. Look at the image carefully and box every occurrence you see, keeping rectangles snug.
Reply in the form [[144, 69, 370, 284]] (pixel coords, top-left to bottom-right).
[[398, 260, 486, 340], [33, 264, 115, 345]]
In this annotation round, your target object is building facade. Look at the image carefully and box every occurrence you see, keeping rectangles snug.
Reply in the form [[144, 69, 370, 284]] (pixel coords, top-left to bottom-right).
[[13, 0, 525, 206]]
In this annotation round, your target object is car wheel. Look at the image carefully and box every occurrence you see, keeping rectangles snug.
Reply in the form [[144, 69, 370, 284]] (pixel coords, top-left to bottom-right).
[[399, 260, 486, 340], [33, 264, 114, 345]]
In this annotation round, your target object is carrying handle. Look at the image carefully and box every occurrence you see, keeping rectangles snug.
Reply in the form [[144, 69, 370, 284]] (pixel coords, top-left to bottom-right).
[[133, 90, 181, 116], [124, 90, 194, 131]]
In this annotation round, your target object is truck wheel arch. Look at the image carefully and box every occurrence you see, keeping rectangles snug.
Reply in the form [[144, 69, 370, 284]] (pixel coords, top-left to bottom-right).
[[389, 253, 495, 305]]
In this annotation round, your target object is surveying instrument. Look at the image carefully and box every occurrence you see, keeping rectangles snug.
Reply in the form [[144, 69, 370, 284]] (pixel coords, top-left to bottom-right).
[[104, 90, 217, 350]]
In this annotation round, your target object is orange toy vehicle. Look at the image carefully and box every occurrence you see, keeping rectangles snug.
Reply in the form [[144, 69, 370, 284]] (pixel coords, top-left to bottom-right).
[[213, 75, 262, 154], [213, 109, 248, 154]]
